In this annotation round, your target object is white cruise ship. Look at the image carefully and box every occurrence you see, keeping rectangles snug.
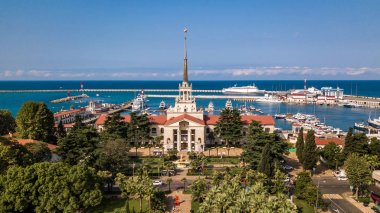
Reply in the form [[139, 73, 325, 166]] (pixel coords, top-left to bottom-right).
[[222, 84, 265, 94], [132, 91, 149, 112]]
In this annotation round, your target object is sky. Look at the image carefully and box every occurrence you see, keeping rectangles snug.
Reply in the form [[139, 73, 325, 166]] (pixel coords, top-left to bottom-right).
[[0, 0, 380, 80]]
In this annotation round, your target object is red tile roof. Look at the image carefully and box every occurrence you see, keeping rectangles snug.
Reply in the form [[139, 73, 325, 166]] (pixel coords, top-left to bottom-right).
[[95, 115, 165, 125], [54, 108, 85, 118], [165, 114, 205, 125], [204, 115, 275, 125], [148, 115, 167, 125], [315, 137, 343, 146], [53, 123, 75, 128], [95, 114, 275, 126], [17, 139, 57, 150]]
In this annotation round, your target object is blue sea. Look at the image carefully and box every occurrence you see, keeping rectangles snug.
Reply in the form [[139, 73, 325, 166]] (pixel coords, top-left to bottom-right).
[[1, 80, 380, 131]]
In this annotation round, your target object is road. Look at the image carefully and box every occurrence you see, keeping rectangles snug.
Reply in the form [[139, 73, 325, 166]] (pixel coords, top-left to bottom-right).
[[312, 176, 362, 213]]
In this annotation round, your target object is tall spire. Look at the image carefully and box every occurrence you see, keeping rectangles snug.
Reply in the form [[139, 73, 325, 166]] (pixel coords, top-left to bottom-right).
[[183, 28, 188, 83]]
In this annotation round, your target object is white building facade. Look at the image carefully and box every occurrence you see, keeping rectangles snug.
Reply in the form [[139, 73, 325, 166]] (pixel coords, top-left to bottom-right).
[[95, 29, 275, 152]]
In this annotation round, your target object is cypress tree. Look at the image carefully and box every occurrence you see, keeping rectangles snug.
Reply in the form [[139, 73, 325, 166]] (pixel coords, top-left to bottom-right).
[[258, 143, 272, 177], [343, 127, 354, 156], [295, 127, 304, 163], [56, 120, 66, 139], [302, 130, 318, 171]]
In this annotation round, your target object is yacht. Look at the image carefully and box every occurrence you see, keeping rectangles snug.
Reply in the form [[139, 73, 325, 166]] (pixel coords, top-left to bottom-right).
[[132, 91, 149, 112], [368, 117, 380, 129], [207, 101, 214, 112], [249, 105, 263, 113], [159, 100, 167, 110], [343, 102, 359, 108], [274, 114, 287, 119], [354, 122, 367, 132], [255, 94, 282, 103], [225, 99, 233, 109], [240, 104, 248, 113], [222, 84, 265, 94]]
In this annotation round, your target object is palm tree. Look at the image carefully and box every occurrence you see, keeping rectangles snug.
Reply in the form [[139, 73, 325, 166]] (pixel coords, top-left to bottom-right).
[[167, 177, 173, 192], [181, 177, 188, 191]]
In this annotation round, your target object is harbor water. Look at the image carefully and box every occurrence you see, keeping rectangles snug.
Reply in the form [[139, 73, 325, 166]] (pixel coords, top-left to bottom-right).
[[0, 80, 379, 131]]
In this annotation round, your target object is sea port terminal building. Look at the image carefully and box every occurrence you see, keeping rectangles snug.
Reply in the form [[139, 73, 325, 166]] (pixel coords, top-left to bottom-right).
[[95, 29, 275, 152]]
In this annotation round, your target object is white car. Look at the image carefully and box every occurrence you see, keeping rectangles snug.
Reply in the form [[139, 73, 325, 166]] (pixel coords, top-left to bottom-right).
[[152, 180, 163, 186], [337, 175, 348, 181]]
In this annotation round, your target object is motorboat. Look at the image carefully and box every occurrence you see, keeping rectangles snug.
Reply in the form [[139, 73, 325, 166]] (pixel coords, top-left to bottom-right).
[[207, 101, 214, 112], [249, 105, 263, 113], [225, 99, 233, 109], [274, 114, 286, 119], [354, 122, 367, 132], [222, 84, 265, 94], [343, 102, 359, 108], [159, 100, 167, 110]]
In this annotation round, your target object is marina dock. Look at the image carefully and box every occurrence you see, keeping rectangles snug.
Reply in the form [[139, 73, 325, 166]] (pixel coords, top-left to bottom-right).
[[145, 94, 258, 101], [50, 94, 89, 103]]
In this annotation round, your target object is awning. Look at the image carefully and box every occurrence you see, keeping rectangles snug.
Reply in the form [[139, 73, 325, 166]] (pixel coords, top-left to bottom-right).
[[371, 193, 380, 203]]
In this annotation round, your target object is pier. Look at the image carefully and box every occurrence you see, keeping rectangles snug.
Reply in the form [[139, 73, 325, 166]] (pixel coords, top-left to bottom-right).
[[340, 95, 380, 108], [145, 94, 259, 101], [0, 89, 223, 93], [50, 94, 89, 103]]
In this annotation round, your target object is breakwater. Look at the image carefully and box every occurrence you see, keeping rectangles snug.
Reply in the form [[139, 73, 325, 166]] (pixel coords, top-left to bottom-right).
[[50, 94, 89, 103]]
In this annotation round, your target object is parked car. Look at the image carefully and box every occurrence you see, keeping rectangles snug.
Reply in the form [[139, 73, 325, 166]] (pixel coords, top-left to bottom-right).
[[333, 169, 348, 181], [152, 180, 163, 186], [337, 175, 348, 181]]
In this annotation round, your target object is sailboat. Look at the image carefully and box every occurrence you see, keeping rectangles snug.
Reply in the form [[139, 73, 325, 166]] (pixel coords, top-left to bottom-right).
[[274, 104, 286, 119]]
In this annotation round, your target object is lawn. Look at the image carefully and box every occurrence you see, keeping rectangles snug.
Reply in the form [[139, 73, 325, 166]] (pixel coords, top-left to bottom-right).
[[87, 198, 148, 213], [191, 201, 201, 213], [294, 198, 314, 213]]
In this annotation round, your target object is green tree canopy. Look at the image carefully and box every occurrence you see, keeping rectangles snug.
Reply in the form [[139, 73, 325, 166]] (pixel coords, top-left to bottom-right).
[[95, 138, 130, 176], [343, 128, 369, 156], [0, 162, 102, 212], [0, 110, 16, 135], [241, 121, 288, 173], [321, 142, 344, 169], [295, 172, 323, 207], [24, 141, 52, 163], [0, 137, 33, 174], [57, 125, 99, 165], [344, 153, 372, 199], [295, 127, 304, 163], [199, 174, 296, 212], [369, 137, 380, 159], [103, 113, 129, 139], [302, 130, 318, 171], [16, 102, 55, 142], [128, 112, 150, 146], [214, 108, 242, 146], [55, 120, 66, 139], [190, 178, 208, 202], [258, 143, 272, 177], [116, 172, 157, 212]]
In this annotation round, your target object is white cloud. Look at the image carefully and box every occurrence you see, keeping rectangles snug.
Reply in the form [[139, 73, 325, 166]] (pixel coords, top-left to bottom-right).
[[1, 66, 380, 80]]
